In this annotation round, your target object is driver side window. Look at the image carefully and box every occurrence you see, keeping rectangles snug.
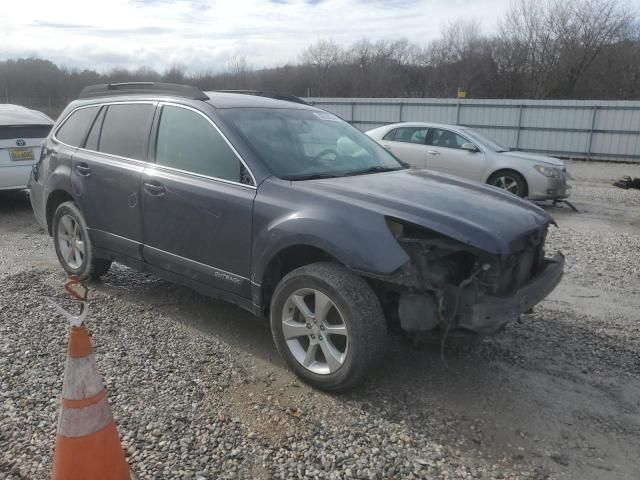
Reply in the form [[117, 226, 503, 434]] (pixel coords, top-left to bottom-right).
[[427, 128, 469, 150]]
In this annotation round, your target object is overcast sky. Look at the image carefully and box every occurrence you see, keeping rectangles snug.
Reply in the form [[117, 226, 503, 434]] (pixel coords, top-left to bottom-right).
[[1, 0, 512, 73]]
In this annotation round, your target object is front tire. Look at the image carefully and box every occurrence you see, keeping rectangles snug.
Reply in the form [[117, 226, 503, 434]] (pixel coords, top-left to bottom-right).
[[487, 170, 528, 198], [52, 201, 111, 280], [270, 262, 387, 392]]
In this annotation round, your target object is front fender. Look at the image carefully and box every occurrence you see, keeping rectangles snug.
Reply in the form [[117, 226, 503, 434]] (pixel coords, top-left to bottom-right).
[[251, 185, 410, 286]]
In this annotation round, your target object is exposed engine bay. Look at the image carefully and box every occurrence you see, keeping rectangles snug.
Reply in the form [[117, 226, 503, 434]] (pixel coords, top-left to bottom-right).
[[364, 219, 564, 335]]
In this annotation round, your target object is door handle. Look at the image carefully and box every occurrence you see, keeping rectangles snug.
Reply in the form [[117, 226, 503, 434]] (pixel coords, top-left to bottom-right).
[[427, 150, 440, 155], [75, 163, 91, 176], [143, 181, 166, 196]]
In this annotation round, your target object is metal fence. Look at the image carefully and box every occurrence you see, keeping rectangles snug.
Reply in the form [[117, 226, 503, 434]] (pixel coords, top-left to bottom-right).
[[306, 97, 640, 162]]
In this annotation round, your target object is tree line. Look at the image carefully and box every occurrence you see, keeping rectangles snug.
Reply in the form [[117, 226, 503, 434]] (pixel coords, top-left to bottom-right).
[[1, 0, 638, 118]]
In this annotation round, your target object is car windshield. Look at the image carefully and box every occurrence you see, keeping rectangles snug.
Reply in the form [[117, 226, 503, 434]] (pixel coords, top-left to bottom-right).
[[220, 108, 404, 180], [460, 127, 510, 152]]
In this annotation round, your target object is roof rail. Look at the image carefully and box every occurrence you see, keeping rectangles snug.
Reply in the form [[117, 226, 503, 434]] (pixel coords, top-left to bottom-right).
[[213, 90, 309, 105], [78, 82, 209, 101]]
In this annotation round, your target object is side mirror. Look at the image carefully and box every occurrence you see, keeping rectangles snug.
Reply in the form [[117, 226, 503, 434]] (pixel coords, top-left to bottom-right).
[[461, 142, 479, 152]]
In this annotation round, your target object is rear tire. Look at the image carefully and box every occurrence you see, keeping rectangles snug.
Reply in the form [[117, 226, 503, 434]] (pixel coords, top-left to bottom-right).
[[487, 170, 528, 198], [270, 262, 387, 392], [52, 201, 111, 280]]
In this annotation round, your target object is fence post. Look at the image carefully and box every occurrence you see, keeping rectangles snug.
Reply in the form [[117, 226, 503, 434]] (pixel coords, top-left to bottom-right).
[[399, 102, 404, 122], [350, 102, 355, 125], [455, 101, 461, 124], [587, 105, 598, 161], [515, 105, 524, 150]]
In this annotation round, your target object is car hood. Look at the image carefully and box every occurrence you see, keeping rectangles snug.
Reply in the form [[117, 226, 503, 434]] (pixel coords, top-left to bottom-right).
[[294, 169, 553, 255], [500, 150, 565, 166]]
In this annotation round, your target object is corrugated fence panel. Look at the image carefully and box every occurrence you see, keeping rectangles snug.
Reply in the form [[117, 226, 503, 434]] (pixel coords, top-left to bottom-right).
[[472, 127, 517, 148], [307, 98, 640, 162]]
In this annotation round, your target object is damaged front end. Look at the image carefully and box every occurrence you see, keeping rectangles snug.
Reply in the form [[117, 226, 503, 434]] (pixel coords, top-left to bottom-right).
[[366, 218, 564, 336]]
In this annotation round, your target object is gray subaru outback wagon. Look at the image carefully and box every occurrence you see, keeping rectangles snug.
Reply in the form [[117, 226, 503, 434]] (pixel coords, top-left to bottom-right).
[[30, 83, 564, 391]]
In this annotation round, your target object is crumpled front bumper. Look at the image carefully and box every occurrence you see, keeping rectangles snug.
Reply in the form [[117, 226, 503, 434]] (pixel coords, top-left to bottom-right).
[[457, 253, 565, 335]]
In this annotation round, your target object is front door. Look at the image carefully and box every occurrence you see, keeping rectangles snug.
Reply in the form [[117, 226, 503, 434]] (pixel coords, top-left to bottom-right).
[[71, 102, 155, 260], [425, 127, 485, 180], [140, 103, 256, 298]]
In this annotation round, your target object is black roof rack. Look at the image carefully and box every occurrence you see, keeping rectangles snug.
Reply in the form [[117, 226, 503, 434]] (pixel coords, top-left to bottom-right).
[[212, 90, 309, 105], [79, 82, 209, 101]]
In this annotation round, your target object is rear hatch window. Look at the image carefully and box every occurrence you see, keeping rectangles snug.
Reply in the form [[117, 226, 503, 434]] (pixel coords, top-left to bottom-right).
[[0, 125, 52, 140]]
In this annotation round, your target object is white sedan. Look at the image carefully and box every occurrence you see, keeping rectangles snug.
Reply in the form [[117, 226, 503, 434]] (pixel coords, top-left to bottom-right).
[[366, 122, 570, 201], [0, 105, 54, 192]]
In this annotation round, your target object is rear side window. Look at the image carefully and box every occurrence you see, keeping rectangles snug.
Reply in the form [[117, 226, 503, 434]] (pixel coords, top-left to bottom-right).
[[98, 104, 154, 160], [382, 129, 397, 141], [55, 106, 99, 147], [155, 105, 242, 183], [390, 127, 427, 145]]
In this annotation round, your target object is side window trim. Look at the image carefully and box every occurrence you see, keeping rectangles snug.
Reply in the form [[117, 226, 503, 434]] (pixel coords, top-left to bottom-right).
[[82, 106, 105, 150], [149, 102, 256, 189], [54, 101, 157, 164]]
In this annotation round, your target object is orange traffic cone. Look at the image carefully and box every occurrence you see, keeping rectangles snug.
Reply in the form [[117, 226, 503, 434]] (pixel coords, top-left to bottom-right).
[[51, 323, 131, 479]]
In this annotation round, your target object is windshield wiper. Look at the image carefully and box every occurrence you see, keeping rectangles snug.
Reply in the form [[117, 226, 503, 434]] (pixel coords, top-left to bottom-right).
[[343, 166, 403, 177], [282, 173, 344, 181]]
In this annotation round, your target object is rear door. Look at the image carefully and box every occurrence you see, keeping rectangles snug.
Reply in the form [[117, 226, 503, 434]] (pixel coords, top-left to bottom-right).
[[425, 127, 485, 180], [140, 103, 256, 298], [70, 102, 155, 260], [378, 126, 428, 168]]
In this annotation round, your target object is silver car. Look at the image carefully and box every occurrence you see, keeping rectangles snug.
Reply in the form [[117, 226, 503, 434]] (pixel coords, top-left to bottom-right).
[[0, 105, 54, 192], [366, 122, 570, 200]]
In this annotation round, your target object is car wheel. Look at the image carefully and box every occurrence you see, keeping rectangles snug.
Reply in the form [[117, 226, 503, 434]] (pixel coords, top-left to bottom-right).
[[52, 201, 111, 280], [270, 262, 387, 392], [487, 170, 528, 197]]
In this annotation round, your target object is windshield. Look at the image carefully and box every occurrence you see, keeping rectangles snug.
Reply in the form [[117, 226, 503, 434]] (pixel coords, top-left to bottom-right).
[[460, 127, 510, 152], [220, 108, 404, 180]]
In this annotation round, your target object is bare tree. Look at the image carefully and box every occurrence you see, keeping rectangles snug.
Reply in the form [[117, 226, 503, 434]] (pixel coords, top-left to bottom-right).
[[0, 0, 639, 115], [226, 54, 252, 89], [498, 0, 634, 98]]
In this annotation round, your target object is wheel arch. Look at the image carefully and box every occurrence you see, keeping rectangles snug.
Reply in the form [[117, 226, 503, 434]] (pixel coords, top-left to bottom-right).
[[258, 243, 340, 315], [45, 189, 74, 235]]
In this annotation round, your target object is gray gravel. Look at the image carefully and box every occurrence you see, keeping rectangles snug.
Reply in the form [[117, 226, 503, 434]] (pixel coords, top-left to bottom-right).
[[1, 161, 640, 479], [0, 268, 530, 480]]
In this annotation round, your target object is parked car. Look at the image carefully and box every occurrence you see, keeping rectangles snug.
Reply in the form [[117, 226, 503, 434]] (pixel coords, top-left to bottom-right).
[[29, 83, 564, 391], [0, 105, 54, 192], [366, 122, 570, 200]]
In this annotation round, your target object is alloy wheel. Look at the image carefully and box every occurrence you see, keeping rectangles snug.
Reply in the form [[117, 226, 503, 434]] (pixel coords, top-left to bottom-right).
[[281, 288, 349, 375], [491, 175, 520, 195], [57, 214, 85, 269]]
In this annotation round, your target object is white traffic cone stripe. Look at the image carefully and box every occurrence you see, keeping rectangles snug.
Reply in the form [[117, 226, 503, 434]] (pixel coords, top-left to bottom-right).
[[57, 395, 114, 438], [62, 353, 105, 400]]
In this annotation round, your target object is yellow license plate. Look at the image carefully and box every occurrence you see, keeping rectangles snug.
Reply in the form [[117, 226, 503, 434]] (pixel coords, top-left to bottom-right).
[[9, 148, 34, 161]]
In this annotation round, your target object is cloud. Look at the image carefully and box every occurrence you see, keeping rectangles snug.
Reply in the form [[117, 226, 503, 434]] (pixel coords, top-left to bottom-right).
[[0, 0, 511, 72]]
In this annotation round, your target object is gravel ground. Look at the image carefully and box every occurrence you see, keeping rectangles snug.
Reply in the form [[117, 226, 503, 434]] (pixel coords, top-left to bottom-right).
[[1, 160, 639, 479]]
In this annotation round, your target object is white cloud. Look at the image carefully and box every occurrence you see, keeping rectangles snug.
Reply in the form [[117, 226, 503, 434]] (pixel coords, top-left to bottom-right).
[[0, 0, 511, 72]]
